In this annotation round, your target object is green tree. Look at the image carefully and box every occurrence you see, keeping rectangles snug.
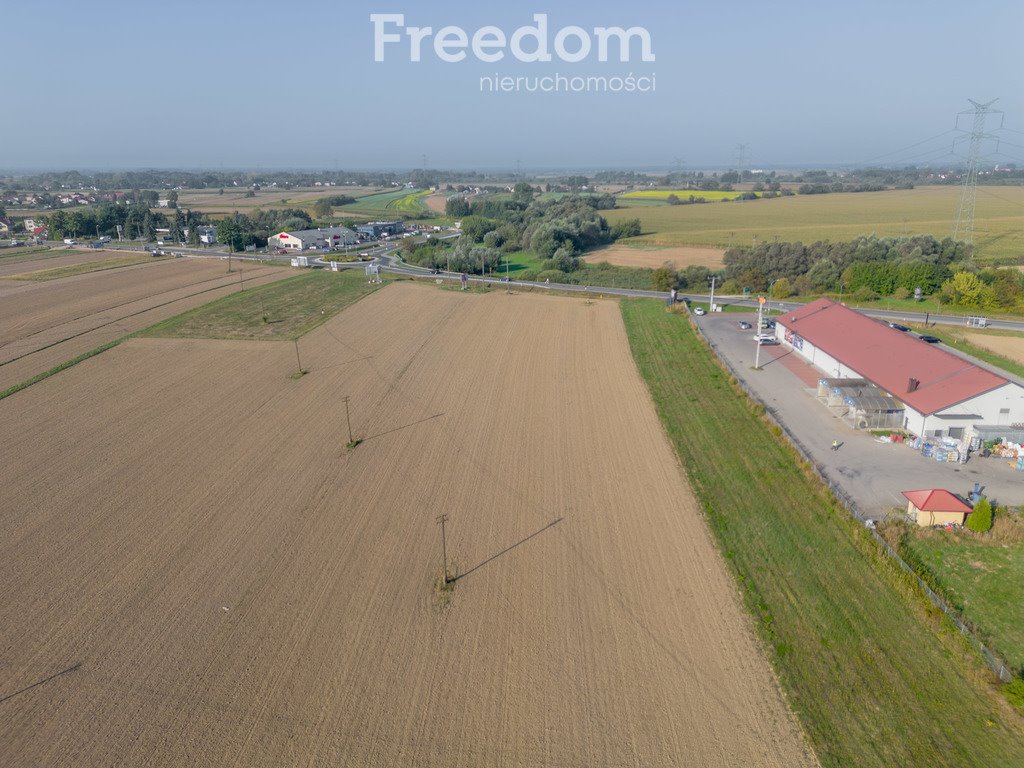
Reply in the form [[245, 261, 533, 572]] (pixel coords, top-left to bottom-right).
[[771, 277, 793, 299], [967, 497, 993, 533], [652, 266, 678, 292], [313, 198, 333, 219], [511, 182, 534, 205], [167, 190, 178, 209], [142, 212, 156, 242]]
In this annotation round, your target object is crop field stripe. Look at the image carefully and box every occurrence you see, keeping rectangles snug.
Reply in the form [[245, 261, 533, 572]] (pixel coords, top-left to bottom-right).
[[620, 298, 1024, 768], [0, 267, 282, 369], [6, 255, 171, 281], [0, 336, 127, 402]]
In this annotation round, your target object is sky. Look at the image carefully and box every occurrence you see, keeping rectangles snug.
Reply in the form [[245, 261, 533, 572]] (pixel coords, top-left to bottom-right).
[[3, 0, 1022, 171]]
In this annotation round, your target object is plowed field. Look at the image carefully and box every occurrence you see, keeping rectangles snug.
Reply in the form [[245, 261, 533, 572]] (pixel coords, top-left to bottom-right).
[[0, 284, 814, 767], [0, 257, 288, 390]]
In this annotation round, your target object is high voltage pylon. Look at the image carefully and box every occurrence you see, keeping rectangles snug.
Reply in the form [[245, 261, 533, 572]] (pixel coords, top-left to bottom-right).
[[952, 99, 1002, 246], [735, 144, 749, 182]]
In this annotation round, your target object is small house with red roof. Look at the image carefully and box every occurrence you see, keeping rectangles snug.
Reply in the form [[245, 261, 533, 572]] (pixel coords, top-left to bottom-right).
[[775, 299, 1024, 440], [902, 489, 973, 527]]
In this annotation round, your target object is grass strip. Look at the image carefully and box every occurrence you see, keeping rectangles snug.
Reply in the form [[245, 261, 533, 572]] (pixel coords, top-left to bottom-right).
[[140, 269, 388, 341], [0, 337, 127, 401], [620, 298, 1024, 768]]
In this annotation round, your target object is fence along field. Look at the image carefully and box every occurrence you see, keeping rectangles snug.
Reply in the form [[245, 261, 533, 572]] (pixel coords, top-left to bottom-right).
[[606, 185, 1024, 264], [0, 283, 814, 767]]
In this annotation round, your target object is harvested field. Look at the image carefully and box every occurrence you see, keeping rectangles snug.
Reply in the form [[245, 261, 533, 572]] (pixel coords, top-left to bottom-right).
[[425, 192, 448, 213], [5, 253, 167, 281], [0, 284, 814, 767], [962, 331, 1024, 366], [0, 257, 288, 391], [583, 244, 725, 269], [0, 247, 129, 278]]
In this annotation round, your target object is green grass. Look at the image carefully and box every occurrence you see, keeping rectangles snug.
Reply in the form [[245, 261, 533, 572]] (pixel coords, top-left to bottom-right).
[[901, 521, 1024, 672], [339, 188, 427, 217], [606, 186, 1024, 264], [496, 251, 545, 275], [620, 298, 1024, 767], [7, 254, 167, 281], [140, 270, 387, 341]]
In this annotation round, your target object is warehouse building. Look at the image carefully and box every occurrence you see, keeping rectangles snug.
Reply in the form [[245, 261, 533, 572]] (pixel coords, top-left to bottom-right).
[[355, 220, 404, 239], [775, 298, 1024, 439], [272, 226, 357, 251]]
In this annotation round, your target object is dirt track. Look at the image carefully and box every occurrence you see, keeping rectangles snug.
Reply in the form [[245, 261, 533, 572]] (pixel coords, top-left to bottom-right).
[[0, 284, 815, 766], [0, 257, 288, 390], [583, 244, 725, 269]]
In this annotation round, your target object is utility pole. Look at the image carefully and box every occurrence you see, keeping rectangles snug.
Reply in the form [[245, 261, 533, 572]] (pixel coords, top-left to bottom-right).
[[709, 275, 716, 313], [754, 295, 766, 370], [436, 513, 450, 583], [293, 339, 303, 375], [342, 395, 353, 444], [952, 99, 1001, 246]]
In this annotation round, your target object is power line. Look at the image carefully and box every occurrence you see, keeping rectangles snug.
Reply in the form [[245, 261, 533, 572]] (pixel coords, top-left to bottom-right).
[[857, 128, 959, 166]]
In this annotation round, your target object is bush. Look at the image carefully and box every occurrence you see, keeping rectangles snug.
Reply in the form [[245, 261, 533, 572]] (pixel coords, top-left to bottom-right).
[[852, 286, 878, 302], [536, 269, 564, 283], [893, 286, 911, 300], [967, 497, 993, 532], [1005, 677, 1024, 712], [652, 266, 679, 292]]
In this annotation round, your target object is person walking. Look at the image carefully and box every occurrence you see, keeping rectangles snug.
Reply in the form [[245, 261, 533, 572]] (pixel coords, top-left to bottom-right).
[[831, 439, 839, 451]]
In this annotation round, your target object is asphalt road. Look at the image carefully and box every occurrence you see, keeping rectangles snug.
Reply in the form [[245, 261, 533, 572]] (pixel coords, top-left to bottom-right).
[[372, 251, 1024, 332], [41, 239, 1024, 332]]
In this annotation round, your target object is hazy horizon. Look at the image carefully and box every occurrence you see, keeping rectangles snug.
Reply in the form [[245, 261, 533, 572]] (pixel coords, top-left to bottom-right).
[[5, 0, 1023, 171]]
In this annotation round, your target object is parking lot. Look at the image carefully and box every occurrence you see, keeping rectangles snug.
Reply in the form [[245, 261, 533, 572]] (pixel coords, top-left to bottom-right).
[[698, 311, 1024, 518]]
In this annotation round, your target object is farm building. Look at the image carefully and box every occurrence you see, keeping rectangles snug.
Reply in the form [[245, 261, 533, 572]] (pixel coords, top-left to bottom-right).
[[355, 220, 403, 238], [272, 226, 357, 251], [902, 489, 973, 527], [776, 299, 1024, 438]]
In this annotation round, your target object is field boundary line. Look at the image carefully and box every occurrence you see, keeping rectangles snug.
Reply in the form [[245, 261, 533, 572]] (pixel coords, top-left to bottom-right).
[[0, 336, 128, 402], [688, 308, 1016, 684]]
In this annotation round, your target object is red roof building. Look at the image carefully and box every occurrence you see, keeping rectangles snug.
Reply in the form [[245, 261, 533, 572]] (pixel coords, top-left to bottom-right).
[[776, 299, 1024, 439], [902, 489, 973, 527]]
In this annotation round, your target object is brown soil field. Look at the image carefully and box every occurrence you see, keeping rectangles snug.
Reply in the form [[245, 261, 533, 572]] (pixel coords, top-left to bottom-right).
[[425, 192, 448, 213], [583, 244, 726, 269], [962, 331, 1024, 365], [175, 186, 387, 216], [0, 284, 815, 767], [0, 247, 126, 278], [0, 257, 288, 390]]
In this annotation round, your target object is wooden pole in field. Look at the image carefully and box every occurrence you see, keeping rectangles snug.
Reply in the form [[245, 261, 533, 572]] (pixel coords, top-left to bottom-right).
[[342, 395, 353, 444], [436, 513, 450, 583], [294, 339, 303, 374]]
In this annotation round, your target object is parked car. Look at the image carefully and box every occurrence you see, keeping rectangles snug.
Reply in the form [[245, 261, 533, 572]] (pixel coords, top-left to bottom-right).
[[63, 238, 77, 245], [754, 333, 775, 342], [693, 306, 706, 316], [918, 335, 941, 344], [757, 337, 780, 346], [888, 322, 910, 332], [738, 321, 752, 330]]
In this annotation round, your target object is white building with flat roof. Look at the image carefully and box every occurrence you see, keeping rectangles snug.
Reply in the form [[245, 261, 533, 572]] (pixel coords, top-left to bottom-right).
[[271, 226, 357, 251]]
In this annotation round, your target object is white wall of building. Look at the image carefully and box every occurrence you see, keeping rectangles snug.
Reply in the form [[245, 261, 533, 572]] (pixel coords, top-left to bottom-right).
[[777, 320, 1024, 437]]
